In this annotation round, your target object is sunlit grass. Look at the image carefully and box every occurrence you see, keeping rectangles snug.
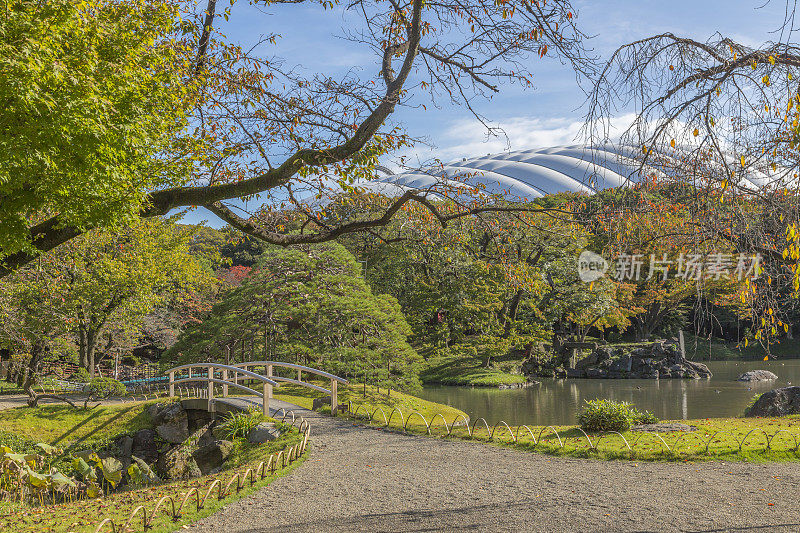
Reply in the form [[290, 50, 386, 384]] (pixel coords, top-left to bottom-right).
[[0, 401, 305, 533]]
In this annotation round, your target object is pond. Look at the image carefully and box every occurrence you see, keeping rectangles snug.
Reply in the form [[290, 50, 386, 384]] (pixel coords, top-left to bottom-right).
[[417, 359, 800, 426]]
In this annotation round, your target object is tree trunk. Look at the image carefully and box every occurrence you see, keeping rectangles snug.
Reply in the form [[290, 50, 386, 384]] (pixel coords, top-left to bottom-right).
[[22, 340, 45, 394], [502, 289, 524, 337], [78, 326, 99, 377]]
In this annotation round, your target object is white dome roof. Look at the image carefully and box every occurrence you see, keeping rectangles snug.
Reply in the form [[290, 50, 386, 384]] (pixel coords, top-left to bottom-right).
[[358, 144, 783, 202]]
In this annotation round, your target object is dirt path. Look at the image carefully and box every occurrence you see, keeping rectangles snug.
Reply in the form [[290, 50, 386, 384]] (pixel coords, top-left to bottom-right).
[[188, 405, 800, 532]]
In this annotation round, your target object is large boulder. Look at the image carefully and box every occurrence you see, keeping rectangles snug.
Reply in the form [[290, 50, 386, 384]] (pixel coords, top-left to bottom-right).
[[192, 440, 234, 474], [147, 402, 190, 444], [131, 429, 159, 464], [745, 386, 800, 417], [737, 370, 778, 382], [158, 445, 201, 480], [248, 423, 281, 444]]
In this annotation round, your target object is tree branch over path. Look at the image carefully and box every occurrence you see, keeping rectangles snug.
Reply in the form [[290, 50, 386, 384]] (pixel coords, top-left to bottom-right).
[[1, 0, 592, 277]]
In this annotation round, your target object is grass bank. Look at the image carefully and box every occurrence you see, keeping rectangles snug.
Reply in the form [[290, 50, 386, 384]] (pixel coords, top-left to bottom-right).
[[419, 354, 527, 386], [337, 392, 800, 462], [0, 401, 306, 532], [274, 382, 468, 428]]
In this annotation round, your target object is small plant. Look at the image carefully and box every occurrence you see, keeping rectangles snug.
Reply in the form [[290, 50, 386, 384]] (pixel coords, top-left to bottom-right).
[[83, 377, 125, 398], [577, 399, 658, 432], [219, 407, 264, 440]]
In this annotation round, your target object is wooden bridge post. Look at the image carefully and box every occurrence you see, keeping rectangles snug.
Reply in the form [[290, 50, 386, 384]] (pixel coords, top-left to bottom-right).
[[207, 367, 214, 400], [222, 368, 228, 397], [297, 368, 302, 382], [262, 382, 269, 415], [331, 379, 338, 415], [266, 364, 273, 400], [169, 371, 174, 397]]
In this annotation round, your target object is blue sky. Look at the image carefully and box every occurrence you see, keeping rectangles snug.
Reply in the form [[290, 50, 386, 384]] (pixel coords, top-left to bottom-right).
[[182, 0, 788, 227]]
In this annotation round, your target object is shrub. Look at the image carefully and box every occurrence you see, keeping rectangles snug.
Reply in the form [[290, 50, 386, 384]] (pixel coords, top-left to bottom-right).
[[219, 407, 264, 440], [83, 377, 126, 397], [68, 368, 91, 383], [577, 399, 658, 432]]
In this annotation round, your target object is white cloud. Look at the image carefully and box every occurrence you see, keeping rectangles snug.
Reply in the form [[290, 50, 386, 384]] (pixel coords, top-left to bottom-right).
[[391, 113, 638, 170]]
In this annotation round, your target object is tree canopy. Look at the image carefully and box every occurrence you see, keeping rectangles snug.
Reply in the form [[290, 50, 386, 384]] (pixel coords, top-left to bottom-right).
[[0, 0, 195, 263], [0, 0, 593, 277], [166, 242, 422, 391]]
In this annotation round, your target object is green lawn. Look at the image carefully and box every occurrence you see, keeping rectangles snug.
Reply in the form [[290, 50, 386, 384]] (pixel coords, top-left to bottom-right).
[[0, 401, 157, 453], [274, 381, 468, 428], [0, 381, 24, 396], [419, 354, 527, 386], [350, 407, 800, 462], [682, 333, 800, 360], [0, 401, 306, 533]]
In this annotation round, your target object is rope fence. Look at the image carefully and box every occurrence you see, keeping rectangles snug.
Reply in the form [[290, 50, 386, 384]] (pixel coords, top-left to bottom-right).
[[344, 401, 800, 458], [92, 411, 310, 533]]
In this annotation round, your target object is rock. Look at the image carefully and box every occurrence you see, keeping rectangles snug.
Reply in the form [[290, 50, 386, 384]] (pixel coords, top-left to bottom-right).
[[158, 445, 201, 480], [498, 381, 540, 389], [118, 435, 133, 473], [737, 370, 779, 382], [148, 402, 190, 444], [192, 440, 234, 475], [248, 423, 281, 444], [745, 386, 800, 417], [312, 396, 331, 411], [631, 423, 697, 433], [566, 368, 585, 378], [585, 368, 608, 379], [686, 361, 712, 379], [132, 429, 159, 464]]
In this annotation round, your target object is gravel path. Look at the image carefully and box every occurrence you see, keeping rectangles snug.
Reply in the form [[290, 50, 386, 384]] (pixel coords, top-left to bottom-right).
[[189, 404, 800, 532]]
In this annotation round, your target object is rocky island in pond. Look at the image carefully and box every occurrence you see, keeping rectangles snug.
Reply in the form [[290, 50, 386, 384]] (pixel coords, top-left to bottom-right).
[[522, 339, 712, 380]]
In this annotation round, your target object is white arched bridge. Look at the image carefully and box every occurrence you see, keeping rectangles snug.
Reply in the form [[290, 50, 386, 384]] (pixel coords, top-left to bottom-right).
[[166, 361, 349, 414]]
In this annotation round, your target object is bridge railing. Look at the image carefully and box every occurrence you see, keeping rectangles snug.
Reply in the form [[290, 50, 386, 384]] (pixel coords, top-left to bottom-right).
[[233, 361, 349, 414], [166, 363, 281, 414], [166, 361, 349, 414]]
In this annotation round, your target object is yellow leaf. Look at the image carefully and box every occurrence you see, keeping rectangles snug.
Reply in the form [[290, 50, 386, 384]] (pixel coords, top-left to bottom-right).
[[740, 155, 746, 167], [764, 355, 769, 361], [670, 139, 676, 148], [693, 128, 699, 137]]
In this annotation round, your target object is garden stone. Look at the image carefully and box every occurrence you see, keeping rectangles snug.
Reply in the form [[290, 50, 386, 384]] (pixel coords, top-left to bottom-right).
[[147, 402, 190, 444], [248, 423, 281, 444], [566, 368, 585, 378], [192, 440, 234, 474], [745, 386, 800, 417], [585, 368, 608, 378], [132, 429, 159, 464], [312, 396, 332, 411], [737, 370, 778, 382], [159, 445, 201, 480]]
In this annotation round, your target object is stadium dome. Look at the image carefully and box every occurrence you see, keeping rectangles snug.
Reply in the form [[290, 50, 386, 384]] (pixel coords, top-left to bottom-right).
[[358, 143, 776, 202]]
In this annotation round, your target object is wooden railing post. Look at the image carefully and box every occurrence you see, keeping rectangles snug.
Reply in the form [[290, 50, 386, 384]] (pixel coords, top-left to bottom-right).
[[266, 364, 273, 400], [331, 379, 338, 415], [207, 366, 214, 400], [297, 368, 302, 382], [262, 382, 269, 415], [222, 368, 228, 397], [169, 371, 174, 397]]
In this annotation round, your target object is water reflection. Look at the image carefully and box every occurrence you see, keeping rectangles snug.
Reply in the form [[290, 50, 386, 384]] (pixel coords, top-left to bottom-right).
[[417, 360, 800, 426]]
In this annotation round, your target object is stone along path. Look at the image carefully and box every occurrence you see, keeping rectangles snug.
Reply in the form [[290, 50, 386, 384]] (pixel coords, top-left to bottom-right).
[[189, 403, 800, 532]]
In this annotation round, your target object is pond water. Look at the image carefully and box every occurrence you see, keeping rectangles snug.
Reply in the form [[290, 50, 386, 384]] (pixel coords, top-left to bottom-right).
[[417, 359, 800, 426]]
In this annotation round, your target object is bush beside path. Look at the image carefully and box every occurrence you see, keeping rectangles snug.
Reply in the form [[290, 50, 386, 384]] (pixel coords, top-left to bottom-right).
[[187, 406, 800, 532]]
